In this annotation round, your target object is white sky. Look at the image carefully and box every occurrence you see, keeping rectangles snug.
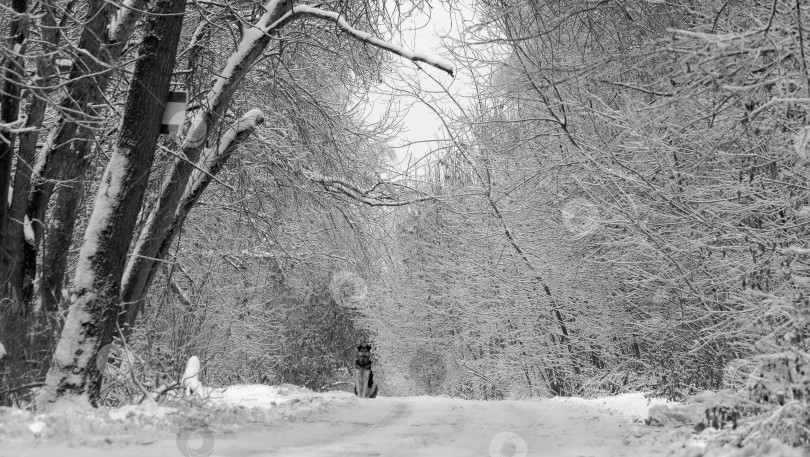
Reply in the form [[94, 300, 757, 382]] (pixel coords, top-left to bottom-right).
[[365, 3, 473, 175]]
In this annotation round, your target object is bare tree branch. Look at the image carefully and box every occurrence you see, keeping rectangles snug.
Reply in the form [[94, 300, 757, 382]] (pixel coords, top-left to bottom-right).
[[291, 5, 455, 77]]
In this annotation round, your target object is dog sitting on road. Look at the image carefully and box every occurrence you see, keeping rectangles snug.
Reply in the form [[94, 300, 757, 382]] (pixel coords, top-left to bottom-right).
[[354, 344, 378, 398]]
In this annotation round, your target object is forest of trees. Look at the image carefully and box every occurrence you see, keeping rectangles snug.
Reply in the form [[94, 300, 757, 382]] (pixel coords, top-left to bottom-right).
[[1, 0, 810, 448]]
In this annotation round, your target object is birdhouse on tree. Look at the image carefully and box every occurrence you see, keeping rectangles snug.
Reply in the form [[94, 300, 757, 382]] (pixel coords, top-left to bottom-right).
[[161, 90, 187, 137]]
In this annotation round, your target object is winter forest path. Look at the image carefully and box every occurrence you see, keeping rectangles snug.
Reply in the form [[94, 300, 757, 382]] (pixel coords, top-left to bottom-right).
[[5, 395, 678, 457]]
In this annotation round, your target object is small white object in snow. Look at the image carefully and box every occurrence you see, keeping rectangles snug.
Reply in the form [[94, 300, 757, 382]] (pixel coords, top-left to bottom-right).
[[0, 341, 6, 360], [28, 421, 47, 435], [181, 356, 201, 395]]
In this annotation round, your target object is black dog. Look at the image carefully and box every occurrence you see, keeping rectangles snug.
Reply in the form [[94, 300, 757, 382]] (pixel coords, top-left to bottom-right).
[[353, 344, 378, 398]]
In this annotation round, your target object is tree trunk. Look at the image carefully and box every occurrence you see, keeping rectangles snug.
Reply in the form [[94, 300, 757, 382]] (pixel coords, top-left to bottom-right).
[[120, 0, 292, 329], [21, 0, 147, 304], [22, 0, 115, 302], [39, 130, 94, 314], [0, 0, 29, 405], [37, 0, 187, 409], [0, 0, 28, 271]]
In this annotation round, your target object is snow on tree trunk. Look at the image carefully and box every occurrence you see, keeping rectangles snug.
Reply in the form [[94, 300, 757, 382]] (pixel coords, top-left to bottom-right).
[[119, 0, 292, 329], [36, 0, 186, 410]]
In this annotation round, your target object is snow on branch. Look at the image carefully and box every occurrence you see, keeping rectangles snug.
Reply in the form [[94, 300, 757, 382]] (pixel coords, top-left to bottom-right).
[[304, 170, 436, 207], [186, 109, 265, 198], [290, 5, 455, 77], [176, 109, 264, 221], [184, 0, 287, 147], [200, 109, 265, 168]]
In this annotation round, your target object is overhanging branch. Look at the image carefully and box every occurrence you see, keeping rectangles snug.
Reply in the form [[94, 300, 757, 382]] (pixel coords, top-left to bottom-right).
[[304, 170, 437, 207], [290, 5, 455, 77]]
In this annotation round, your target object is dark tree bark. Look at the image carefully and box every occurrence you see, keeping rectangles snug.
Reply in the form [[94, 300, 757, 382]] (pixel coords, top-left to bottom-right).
[[21, 0, 147, 305], [3, 0, 73, 307], [0, 0, 27, 237], [0, 0, 30, 404], [39, 129, 94, 313], [0, 1, 117, 400], [37, 0, 187, 408], [22, 0, 116, 304]]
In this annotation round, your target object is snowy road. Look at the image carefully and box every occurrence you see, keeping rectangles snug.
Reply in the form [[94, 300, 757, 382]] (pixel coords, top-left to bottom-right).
[[5, 394, 678, 457]]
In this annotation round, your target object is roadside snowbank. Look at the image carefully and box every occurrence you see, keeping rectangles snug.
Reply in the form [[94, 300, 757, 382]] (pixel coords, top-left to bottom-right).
[[0, 383, 351, 449], [200, 383, 353, 409], [180, 355, 352, 408], [553, 392, 677, 422]]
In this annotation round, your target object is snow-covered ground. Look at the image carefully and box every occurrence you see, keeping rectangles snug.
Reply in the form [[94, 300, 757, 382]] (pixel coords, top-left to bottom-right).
[[0, 387, 801, 457]]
